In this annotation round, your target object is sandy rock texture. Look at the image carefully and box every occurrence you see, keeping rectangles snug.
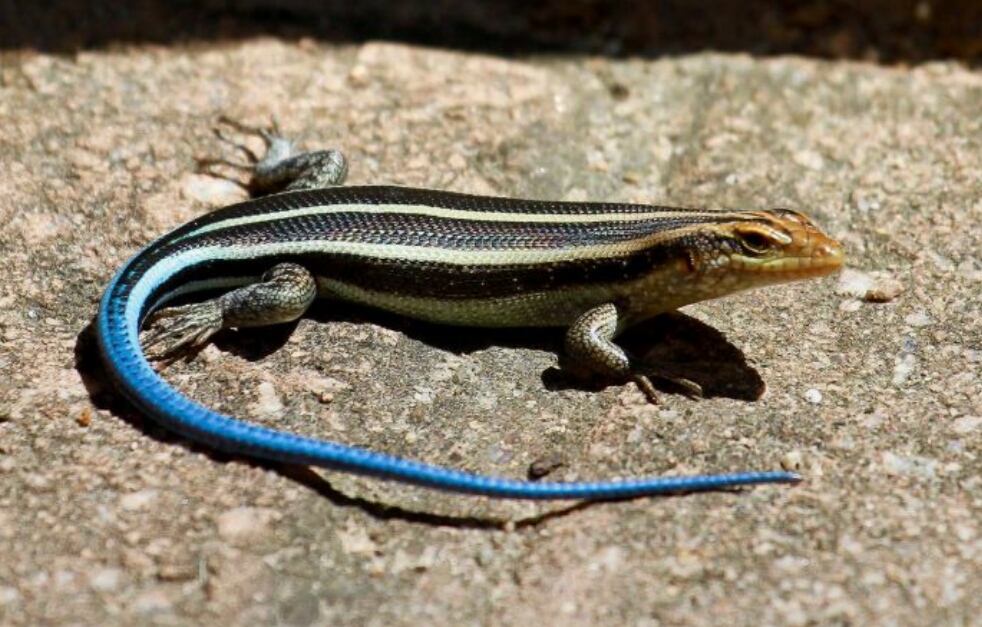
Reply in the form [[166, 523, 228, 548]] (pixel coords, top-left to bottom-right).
[[1, 4, 980, 626]]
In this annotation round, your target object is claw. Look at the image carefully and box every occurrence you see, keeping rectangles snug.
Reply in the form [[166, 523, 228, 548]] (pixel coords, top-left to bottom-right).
[[633, 375, 660, 404], [200, 116, 286, 176], [141, 301, 223, 358], [633, 372, 703, 404], [663, 376, 703, 399], [215, 115, 274, 139], [201, 116, 304, 195]]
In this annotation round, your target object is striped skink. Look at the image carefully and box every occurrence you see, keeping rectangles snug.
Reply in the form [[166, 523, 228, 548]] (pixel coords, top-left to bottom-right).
[[96, 122, 844, 500]]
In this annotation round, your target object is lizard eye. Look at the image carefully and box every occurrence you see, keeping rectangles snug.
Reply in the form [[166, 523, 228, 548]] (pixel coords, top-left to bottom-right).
[[737, 230, 773, 255]]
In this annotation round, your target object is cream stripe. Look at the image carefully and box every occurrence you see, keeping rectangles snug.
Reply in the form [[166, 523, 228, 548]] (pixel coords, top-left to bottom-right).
[[177, 200, 733, 242], [148, 229, 682, 281]]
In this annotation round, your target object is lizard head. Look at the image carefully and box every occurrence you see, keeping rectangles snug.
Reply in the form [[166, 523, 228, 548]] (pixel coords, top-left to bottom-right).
[[621, 207, 845, 317], [683, 208, 844, 286]]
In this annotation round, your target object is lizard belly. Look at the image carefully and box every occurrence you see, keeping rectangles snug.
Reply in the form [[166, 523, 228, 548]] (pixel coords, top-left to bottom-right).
[[317, 277, 622, 328]]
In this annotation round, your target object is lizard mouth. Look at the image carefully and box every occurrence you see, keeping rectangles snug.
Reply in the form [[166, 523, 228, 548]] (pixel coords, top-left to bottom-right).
[[761, 238, 844, 278]]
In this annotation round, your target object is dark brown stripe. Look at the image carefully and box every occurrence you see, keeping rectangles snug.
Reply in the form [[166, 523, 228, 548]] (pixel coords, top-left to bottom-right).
[[144, 241, 695, 302]]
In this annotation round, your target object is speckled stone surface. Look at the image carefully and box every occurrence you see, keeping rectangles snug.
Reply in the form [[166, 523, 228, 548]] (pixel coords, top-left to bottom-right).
[[1, 7, 981, 626]]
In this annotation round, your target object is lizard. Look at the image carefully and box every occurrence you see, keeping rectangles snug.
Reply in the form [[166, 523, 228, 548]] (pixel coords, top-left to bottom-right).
[[95, 120, 843, 500]]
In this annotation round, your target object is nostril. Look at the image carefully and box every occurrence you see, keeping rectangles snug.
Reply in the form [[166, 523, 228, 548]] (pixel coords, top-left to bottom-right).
[[819, 242, 845, 263]]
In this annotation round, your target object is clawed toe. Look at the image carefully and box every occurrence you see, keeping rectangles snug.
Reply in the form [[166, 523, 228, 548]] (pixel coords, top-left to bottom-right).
[[141, 302, 223, 358], [199, 116, 292, 182], [633, 372, 704, 403]]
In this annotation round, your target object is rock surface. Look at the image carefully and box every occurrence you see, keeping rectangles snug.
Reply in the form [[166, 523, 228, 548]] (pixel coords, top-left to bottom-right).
[[1, 7, 981, 626]]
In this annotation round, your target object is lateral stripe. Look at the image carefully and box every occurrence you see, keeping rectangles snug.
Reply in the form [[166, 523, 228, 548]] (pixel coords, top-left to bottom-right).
[[154, 235, 671, 270], [181, 203, 735, 240], [170, 185, 750, 244]]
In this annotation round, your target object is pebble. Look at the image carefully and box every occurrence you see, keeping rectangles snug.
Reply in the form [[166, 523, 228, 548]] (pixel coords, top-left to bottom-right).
[[88, 568, 124, 592], [834, 268, 904, 302], [251, 381, 284, 418], [527, 455, 565, 480], [904, 311, 932, 327], [119, 489, 159, 512], [216, 507, 278, 546], [780, 450, 805, 472]]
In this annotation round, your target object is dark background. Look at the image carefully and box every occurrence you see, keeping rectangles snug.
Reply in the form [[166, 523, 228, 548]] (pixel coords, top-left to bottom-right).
[[2, 0, 980, 64]]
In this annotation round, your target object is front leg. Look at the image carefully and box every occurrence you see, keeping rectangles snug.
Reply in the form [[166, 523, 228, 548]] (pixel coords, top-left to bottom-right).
[[564, 303, 703, 403], [143, 263, 317, 356]]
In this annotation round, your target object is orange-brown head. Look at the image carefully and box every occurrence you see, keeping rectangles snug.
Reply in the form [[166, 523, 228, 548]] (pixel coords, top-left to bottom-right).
[[706, 208, 844, 281], [624, 207, 844, 319]]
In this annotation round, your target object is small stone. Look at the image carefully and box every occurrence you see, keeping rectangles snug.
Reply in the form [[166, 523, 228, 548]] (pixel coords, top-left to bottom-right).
[[216, 507, 278, 546], [336, 519, 378, 556], [864, 280, 904, 303], [780, 450, 805, 472], [348, 64, 370, 87], [250, 380, 284, 418], [76, 407, 92, 427], [804, 389, 823, 404], [89, 568, 124, 592], [528, 455, 565, 480], [298, 370, 349, 398], [793, 149, 825, 170], [834, 269, 904, 302], [904, 311, 932, 327], [119, 489, 159, 512]]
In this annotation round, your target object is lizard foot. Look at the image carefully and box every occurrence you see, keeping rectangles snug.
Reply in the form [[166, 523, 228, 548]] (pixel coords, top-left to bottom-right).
[[142, 300, 223, 358]]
